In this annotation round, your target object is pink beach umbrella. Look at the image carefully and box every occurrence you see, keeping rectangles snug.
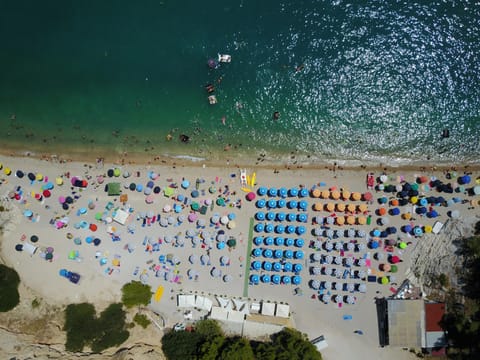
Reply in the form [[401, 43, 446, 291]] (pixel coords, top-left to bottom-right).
[[59, 196, 66, 204], [145, 195, 154, 204], [188, 213, 198, 222], [246, 192, 256, 201]]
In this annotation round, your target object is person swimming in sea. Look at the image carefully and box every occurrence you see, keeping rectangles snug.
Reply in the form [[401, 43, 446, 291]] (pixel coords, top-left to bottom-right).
[[441, 129, 450, 138], [179, 134, 190, 143], [273, 111, 280, 120], [205, 83, 215, 93]]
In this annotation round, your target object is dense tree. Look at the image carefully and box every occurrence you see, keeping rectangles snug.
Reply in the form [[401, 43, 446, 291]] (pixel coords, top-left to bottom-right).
[[0, 264, 20, 312], [64, 303, 129, 353], [91, 303, 129, 353], [270, 328, 322, 360], [64, 303, 97, 352], [219, 337, 254, 360], [121, 281, 152, 308], [195, 319, 223, 340], [162, 329, 204, 359]]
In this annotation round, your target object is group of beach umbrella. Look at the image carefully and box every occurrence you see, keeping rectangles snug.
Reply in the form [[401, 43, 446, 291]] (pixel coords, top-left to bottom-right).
[[250, 274, 302, 286]]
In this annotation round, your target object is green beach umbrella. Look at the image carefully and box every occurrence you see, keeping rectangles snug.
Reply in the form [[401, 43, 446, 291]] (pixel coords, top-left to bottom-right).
[[390, 265, 398, 273], [191, 202, 200, 211], [381, 276, 389, 285], [95, 212, 103, 221], [411, 183, 419, 191], [227, 238, 237, 248], [45, 252, 53, 260], [399, 242, 407, 249], [113, 168, 121, 177], [68, 251, 76, 260], [216, 198, 225, 206]]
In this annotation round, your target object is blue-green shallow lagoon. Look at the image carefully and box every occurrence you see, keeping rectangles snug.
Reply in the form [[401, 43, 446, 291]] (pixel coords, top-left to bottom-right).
[[1, 0, 479, 165]]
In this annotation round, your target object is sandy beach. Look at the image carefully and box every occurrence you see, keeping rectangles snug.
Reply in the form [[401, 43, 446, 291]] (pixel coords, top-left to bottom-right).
[[1, 154, 479, 359]]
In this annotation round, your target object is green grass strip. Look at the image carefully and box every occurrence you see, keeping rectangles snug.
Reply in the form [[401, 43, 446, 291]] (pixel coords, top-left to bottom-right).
[[243, 217, 254, 297]]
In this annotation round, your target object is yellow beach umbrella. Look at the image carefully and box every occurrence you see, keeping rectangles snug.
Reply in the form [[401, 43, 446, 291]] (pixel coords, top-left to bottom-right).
[[424, 225, 433, 233], [36, 173, 43, 181], [351, 192, 362, 201], [321, 190, 330, 199], [312, 188, 321, 198], [56, 177, 63, 185], [314, 203, 323, 211], [326, 203, 335, 212], [381, 276, 389, 285], [358, 204, 368, 213], [402, 213, 412, 220], [342, 190, 350, 200], [410, 196, 418, 204], [331, 190, 340, 200], [346, 216, 356, 225], [4, 167, 12, 175], [30, 191, 36, 198], [337, 203, 346, 212], [336, 216, 345, 225], [357, 216, 367, 225], [347, 203, 356, 213]]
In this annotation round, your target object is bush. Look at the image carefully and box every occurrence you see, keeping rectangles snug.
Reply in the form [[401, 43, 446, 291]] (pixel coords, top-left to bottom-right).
[[31, 298, 41, 309], [121, 281, 152, 308], [64, 303, 129, 353], [162, 329, 204, 359], [0, 264, 20, 312], [133, 313, 151, 329]]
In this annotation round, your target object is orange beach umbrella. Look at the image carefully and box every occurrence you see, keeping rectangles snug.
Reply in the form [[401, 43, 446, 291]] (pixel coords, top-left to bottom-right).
[[337, 203, 346, 212]]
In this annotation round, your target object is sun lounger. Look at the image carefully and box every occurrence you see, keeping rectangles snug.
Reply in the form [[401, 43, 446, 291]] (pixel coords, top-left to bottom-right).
[[240, 169, 247, 186]]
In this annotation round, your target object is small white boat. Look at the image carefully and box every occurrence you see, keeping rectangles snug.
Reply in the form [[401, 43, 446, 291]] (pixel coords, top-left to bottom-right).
[[218, 54, 231, 63], [208, 95, 217, 105]]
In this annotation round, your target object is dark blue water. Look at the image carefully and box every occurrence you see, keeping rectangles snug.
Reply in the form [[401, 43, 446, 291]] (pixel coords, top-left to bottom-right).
[[0, 0, 479, 164]]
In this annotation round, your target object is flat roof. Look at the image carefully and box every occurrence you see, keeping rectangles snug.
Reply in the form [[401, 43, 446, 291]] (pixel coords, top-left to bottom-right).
[[387, 299, 425, 347], [425, 303, 445, 332]]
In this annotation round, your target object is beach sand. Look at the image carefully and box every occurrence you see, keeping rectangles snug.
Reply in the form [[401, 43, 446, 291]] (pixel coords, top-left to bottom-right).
[[1, 154, 479, 359]]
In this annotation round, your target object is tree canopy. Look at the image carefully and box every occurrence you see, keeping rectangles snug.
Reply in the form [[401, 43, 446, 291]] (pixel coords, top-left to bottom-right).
[[161, 320, 322, 360], [64, 302, 129, 353], [0, 264, 20, 312], [121, 281, 152, 308]]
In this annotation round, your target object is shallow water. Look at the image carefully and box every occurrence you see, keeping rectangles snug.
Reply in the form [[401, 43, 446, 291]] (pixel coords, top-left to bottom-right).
[[0, 0, 479, 164]]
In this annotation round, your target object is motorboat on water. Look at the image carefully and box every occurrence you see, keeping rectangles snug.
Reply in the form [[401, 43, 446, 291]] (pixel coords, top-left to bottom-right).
[[218, 54, 231, 63]]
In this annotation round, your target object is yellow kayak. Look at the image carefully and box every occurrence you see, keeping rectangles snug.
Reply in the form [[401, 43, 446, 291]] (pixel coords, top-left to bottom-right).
[[251, 172, 256, 187], [241, 187, 252, 193], [154, 285, 164, 302]]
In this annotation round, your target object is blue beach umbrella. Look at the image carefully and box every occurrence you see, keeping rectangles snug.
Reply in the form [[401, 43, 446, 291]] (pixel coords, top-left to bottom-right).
[[390, 208, 400, 216], [282, 276, 291, 284], [255, 223, 264, 232], [265, 224, 274, 233], [252, 260, 262, 270], [181, 180, 190, 189], [403, 224, 412, 233], [256, 199, 266, 208], [379, 197, 388, 204], [261, 274, 271, 283], [279, 187, 288, 198], [250, 274, 259, 284], [289, 188, 298, 197], [380, 231, 388, 238], [414, 227, 423, 236], [277, 212, 286, 221], [299, 188, 309, 198], [275, 237, 285, 246], [297, 213, 308, 223], [217, 242, 225, 250], [416, 207, 427, 215], [292, 276, 301, 285], [253, 248, 262, 257], [286, 225, 295, 234], [288, 200, 298, 209], [136, 184, 143, 192], [263, 249, 273, 258], [293, 263, 303, 273], [263, 261, 272, 271], [387, 226, 397, 234], [294, 251, 304, 259], [285, 238, 294, 247], [267, 199, 277, 209], [258, 187, 267, 196], [370, 240, 379, 249], [256, 212, 265, 221], [284, 250, 293, 259], [254, 237, 263, 246], [427, 210, 438, 218], [296, 226, 306, 235], [295, 238, 304, 247], [287, 213, 297, 222], [275, 224, 285, 234], [265, 236, 274, 246], [266, 212, 275, 221], [299, 200, 308, 210], [419, 198, 428, 206], [274, 250, 283, 259], [372, 229, 381, 237], [272, 274, 281, 284], [268, 188, 278, 197], [273, 261, 282, 270], [284, 262, 293, 272], [277, 199, 286, 208]]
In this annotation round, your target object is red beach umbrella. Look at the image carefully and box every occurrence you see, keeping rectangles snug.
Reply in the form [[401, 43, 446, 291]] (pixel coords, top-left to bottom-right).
[[363, 192, 372, 201], [246, 192, 256, 201], [42, 189, 51, 198], [390, 255, 400, 264], [89, 223, 98, 232]]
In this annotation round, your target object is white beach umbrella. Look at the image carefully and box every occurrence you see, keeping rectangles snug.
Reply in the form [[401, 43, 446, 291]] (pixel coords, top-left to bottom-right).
[[347, 228, 355, 238], [357, 243, 366, 252], [211, 267, 221, 278], [334, 256, 342, 265], [357, 258, 367, 267], [335, 242, 343, 251], [314, 227, 323, 236], [223, 274, 232, 283], [220, 256, 229, 265], [347, 283, 355, 292], [347, 242, 355, 251], [186, 229, 195, 237], [357, 270, 367, 279], [312, 267, 322, 275], [220, 216, 229, 225], [325, 241, 333, 251], [160, 218, 168, 227], [191, 237, 200, 247], [322, 294, 330, 303], [323, 281, 332, 290], [164, 235, 173, 243], [167, 216, 175, 224], [335, 295, 343, 303], [358, 283, 367, 293], [324, 255, 333, 264], [177, 214, 185, 223], [346, 295, 355, 304], [310, 279, 321, 290], [201, 254, 210, 265], [189, 254, 197, 264], [312, 253, 322, 262], [324, 267, 332, 276], [357, 229, 366, 238], [345, 257, 354, 267]]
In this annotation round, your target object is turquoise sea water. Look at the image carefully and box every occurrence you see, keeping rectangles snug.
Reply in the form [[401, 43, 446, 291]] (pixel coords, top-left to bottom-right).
[[0, 0, 479, 164]]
